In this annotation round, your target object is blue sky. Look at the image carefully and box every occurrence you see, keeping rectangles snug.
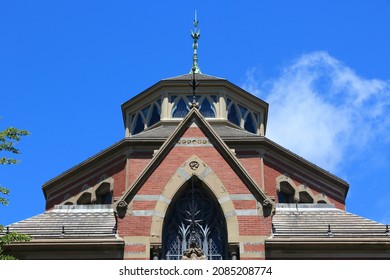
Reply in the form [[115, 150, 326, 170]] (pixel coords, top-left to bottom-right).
[[1, 0, 390, 226]]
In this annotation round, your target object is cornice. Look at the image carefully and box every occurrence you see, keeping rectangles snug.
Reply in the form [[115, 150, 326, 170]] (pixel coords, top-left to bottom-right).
[[225, 136, 349, 191]]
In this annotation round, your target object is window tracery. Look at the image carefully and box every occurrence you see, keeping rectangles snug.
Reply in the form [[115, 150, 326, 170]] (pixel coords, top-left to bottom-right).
[[132, 114, 145, 135], [199, 98, 215, 118], [130, 99, 161, 135], [162, 178, 227, 260], [171, 95, 217, 119], [227, 104, 240, 126], [244, 113, 257, 134], [226, 98, 260, 134], [148, 104, 160, 127], [172, 98, 190, 118]]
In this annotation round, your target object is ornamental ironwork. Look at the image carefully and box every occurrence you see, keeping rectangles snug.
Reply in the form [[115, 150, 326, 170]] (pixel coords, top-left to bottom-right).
[[162, 178, 227, 260]]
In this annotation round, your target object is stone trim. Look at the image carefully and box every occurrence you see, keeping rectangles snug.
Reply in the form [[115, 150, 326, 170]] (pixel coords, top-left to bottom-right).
[[62, 177, 114, 205], [149, 155, 241, 244], [116, 108, 273, 210], [276, 174, 332, 205]]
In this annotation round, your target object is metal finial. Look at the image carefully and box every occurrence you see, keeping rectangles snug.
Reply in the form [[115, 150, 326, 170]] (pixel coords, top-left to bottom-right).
[[190, 10, 201, 74], [189, 67, 199, 108]]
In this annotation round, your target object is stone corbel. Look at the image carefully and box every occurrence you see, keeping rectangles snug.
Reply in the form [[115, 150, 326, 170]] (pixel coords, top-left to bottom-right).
[[116, 200, 128, 218], [262, 198, 275, 216]]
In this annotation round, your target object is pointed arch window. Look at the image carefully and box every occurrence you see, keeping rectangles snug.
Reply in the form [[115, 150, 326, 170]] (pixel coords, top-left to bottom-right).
[[96, 182, 113, 204], [244, 113, 257, 134], [228, 104, 240, 126], [172, 98, 189, 118], [199, 98, 215, 118], [132, 114, 145, 135], [162, 178, 227, 260], [148, 104, 160, 127], [277, 182, 295, 203]]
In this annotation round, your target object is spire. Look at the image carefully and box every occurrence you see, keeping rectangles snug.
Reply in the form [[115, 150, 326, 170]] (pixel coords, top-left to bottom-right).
[[189, 10, 200, 109], [190, 10, 201, 74]]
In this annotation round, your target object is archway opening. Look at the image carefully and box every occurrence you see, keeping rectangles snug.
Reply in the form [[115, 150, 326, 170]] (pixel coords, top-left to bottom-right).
[[277, 181, 295, 203], [162, 177, 228, 260]]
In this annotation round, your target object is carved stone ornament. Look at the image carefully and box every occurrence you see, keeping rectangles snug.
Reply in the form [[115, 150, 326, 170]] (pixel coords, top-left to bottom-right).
[[117, 200, 128, 210], [181, 241, 207, 260], [189, 161, 200, 170], [262, 199, 273, 208]]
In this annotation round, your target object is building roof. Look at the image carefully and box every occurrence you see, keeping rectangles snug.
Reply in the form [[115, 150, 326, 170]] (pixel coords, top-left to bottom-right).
[[131, 123, 259, 139], [2, 205, 118, 240], [271, 204, 390, 239]]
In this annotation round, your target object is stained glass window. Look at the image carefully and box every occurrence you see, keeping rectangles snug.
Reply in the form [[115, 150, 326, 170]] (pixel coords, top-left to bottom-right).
[[228, 104, 240, 126], [162, 178, 227, 260], [244, 113, 256, 134], [148, 104, 160, 127], [132, 114, 144, 135], [172, 98, 189, 118], [200, 98, 215, 118]]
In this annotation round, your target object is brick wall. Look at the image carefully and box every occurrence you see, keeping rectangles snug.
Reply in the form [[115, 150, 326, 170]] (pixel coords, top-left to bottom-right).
[[46, 156, 126, 209], [119, 125, 272, 259]]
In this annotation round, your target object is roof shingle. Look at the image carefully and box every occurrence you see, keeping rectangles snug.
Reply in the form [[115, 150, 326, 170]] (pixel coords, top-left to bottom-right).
[[1, 205, 118, 240], [271, 204, 390, 239]]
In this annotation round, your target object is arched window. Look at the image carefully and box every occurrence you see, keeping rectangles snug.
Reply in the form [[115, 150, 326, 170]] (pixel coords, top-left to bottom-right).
[[172, 98, 189, 118], [148, 104, 160, 127], [77, 192, 92, 205], [277, 182, 295, 203], [299, 191, 314, 203], [162, 178, 227, 260], [199, 98, 215, 118], [228, 104, 240, 126], [244, 113, 257, 134], [96, 182, 113, 204]]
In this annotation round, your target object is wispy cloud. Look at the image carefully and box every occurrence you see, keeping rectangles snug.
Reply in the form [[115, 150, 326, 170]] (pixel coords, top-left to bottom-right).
[[243, 51, 390, 173]]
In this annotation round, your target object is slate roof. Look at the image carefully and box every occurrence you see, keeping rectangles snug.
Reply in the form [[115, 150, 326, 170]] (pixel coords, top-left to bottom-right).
[[271, 204, 390, 239], [1, 205, 118, 240], [131, 124, 259, 139]]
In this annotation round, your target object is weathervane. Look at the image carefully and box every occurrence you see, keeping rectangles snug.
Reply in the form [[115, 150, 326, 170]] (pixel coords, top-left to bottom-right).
[[190, 10, 201, 74], [189, 10, 200, 108]]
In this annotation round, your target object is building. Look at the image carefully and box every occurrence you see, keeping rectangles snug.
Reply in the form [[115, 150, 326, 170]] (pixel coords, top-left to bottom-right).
[[2, 19, 390, 260]]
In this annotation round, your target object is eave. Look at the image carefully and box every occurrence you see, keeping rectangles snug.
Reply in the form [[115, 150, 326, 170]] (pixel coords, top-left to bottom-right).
[[225, 136, 349, 196]]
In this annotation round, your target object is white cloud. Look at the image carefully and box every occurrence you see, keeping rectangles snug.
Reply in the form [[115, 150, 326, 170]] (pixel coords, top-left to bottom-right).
[[243, 51, 390, 173]]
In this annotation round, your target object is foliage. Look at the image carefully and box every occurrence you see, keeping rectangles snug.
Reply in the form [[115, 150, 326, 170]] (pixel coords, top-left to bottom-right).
[[0, 230, 31, 260], [0, 124, 31, 259], [0, 126, 30, 205]]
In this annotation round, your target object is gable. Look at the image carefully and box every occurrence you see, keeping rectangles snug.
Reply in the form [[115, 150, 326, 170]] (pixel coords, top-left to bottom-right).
[[115, 108, 274, 216]]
